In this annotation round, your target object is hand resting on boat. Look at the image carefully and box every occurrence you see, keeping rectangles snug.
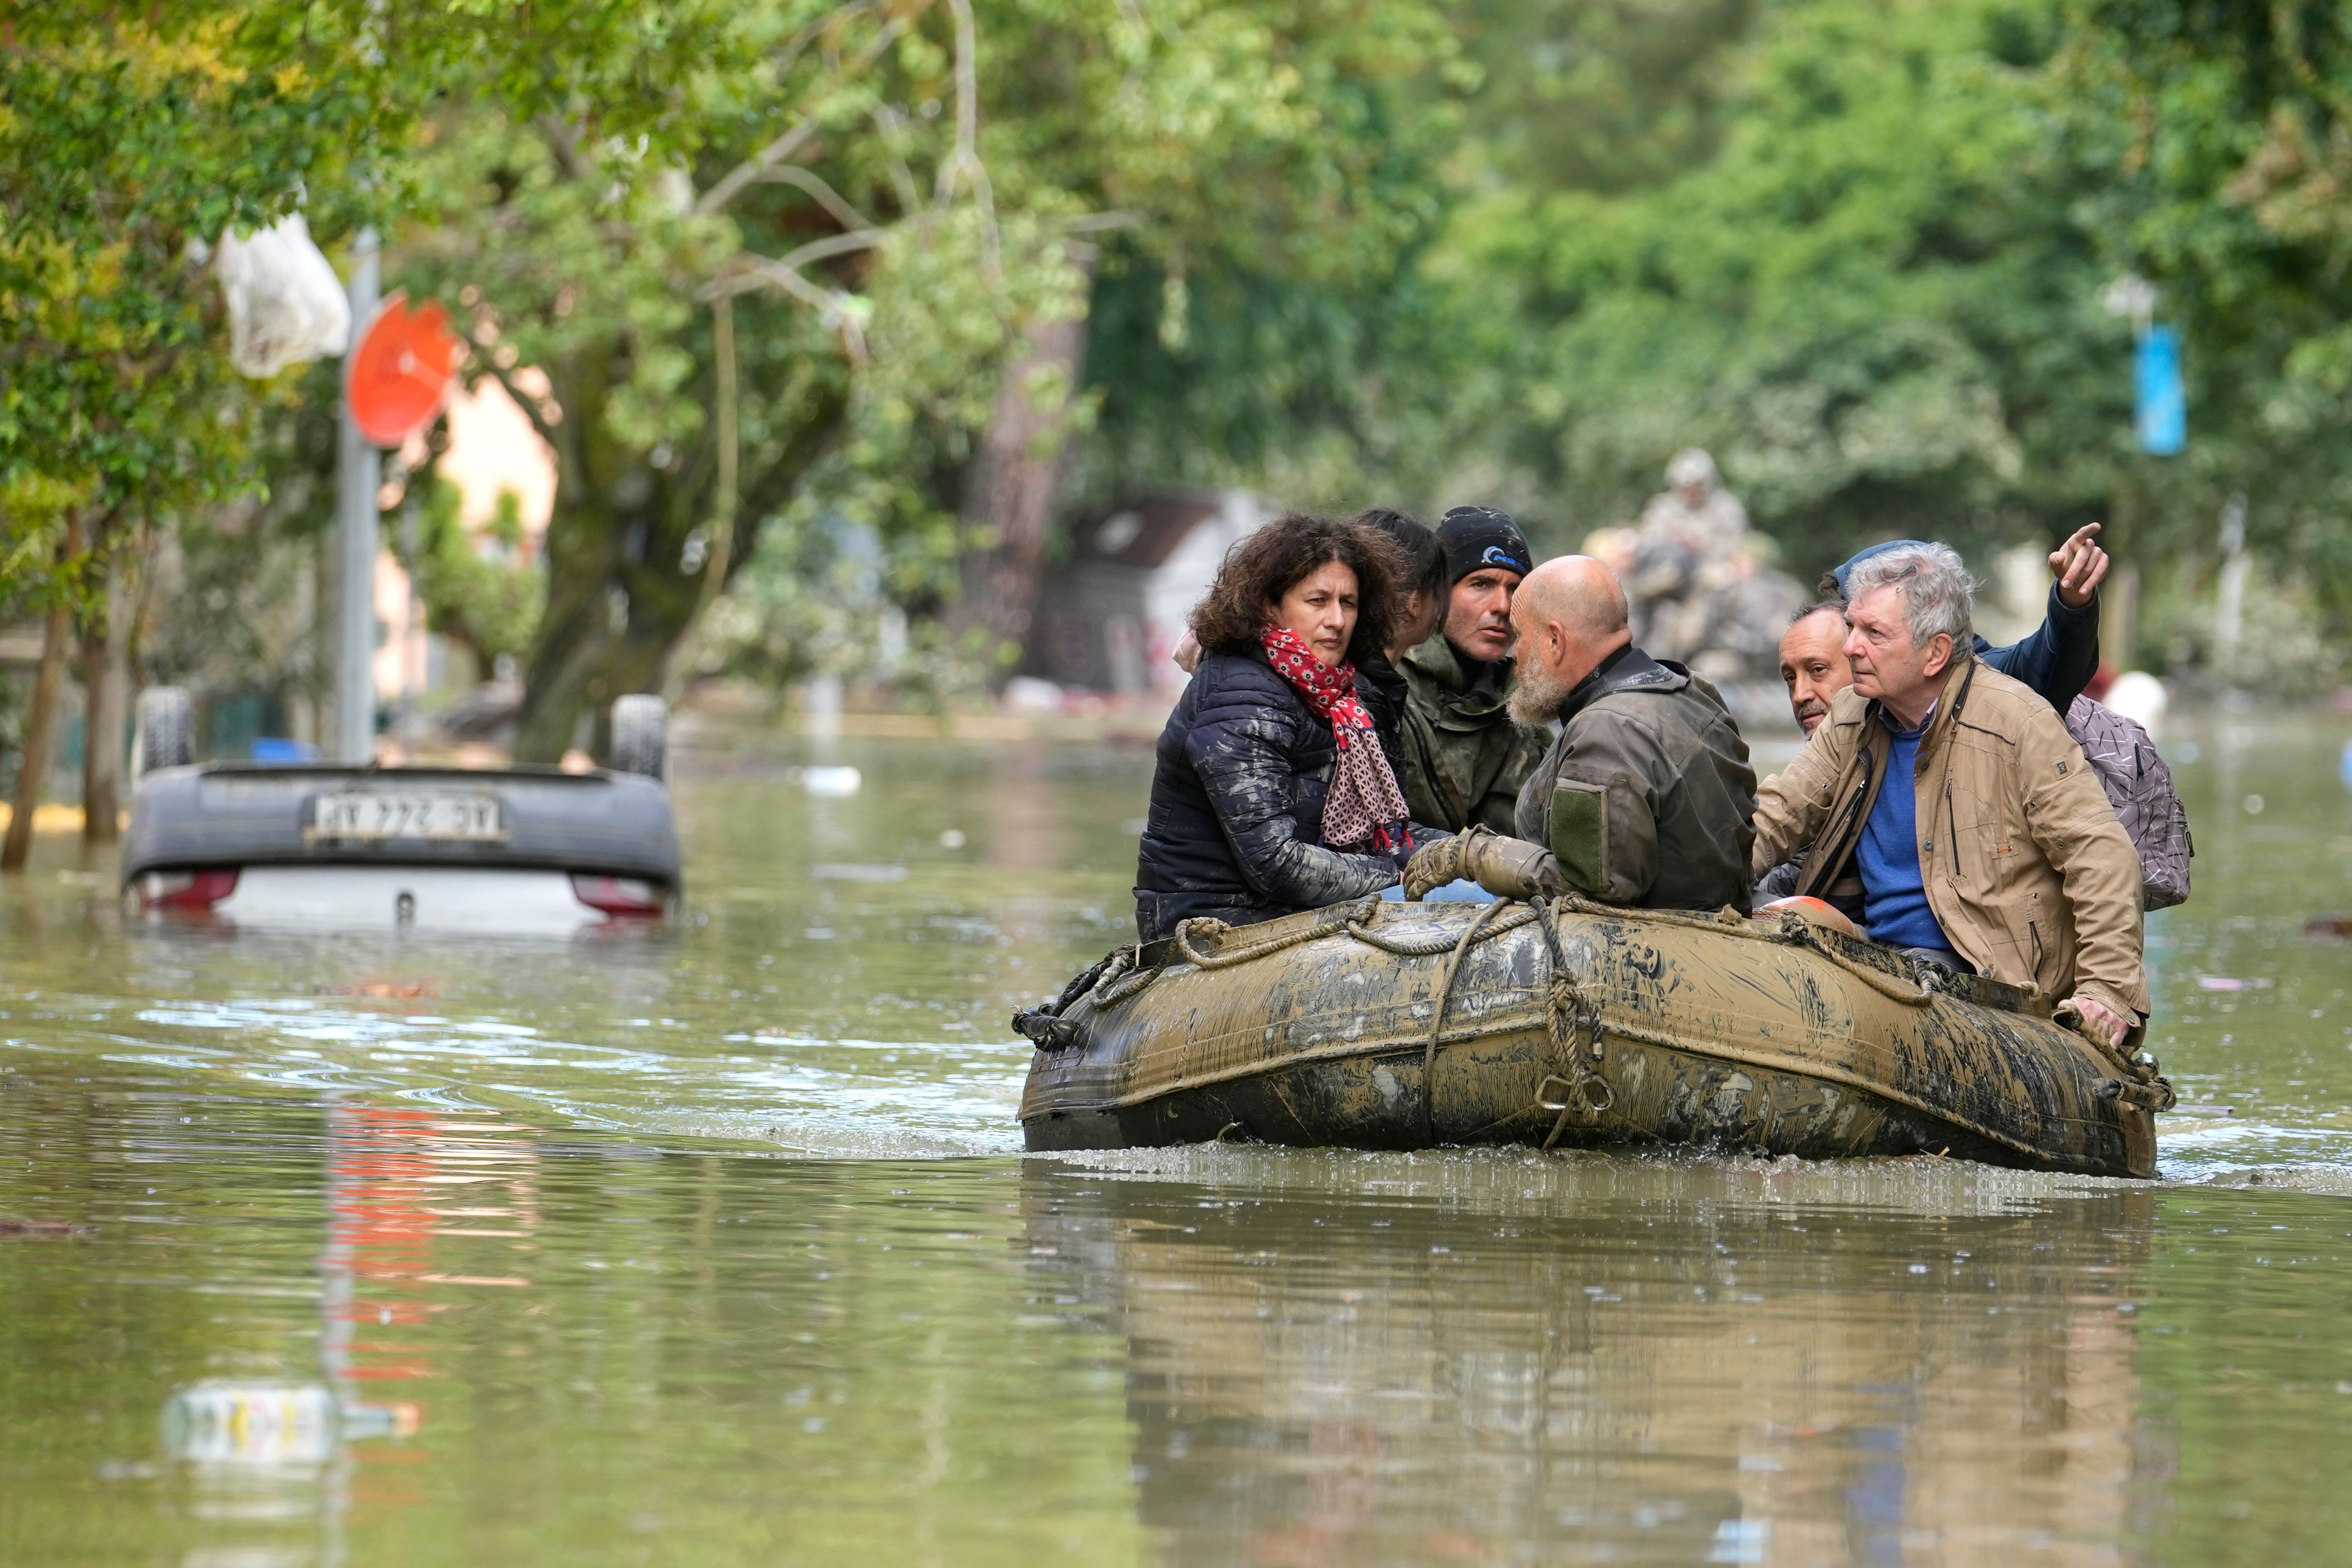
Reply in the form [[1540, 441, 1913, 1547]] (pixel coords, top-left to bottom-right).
[[1403, 825, 1556, 902]]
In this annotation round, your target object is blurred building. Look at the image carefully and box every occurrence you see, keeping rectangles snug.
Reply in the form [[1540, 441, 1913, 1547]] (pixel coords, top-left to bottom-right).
[[1025, 489, 1280, 698], [377, 373, 556, 749]]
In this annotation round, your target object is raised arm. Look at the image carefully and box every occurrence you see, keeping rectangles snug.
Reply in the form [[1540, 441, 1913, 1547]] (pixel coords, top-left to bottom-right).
[[1979, 523, 2106, 713]]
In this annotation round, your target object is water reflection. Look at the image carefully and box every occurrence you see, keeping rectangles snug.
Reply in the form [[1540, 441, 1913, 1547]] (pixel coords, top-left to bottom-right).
[[13, 715, 2352, 1566], [1025, 1151, 2165, 1565]]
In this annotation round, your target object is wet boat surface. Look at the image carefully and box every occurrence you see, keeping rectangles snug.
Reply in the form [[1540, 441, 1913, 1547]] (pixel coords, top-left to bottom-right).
[[1019, 895, 2166, 1177]]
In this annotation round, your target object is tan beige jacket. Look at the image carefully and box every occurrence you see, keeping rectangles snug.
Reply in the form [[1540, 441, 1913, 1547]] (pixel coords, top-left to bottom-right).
[[1749, 657, 2149, 1021]]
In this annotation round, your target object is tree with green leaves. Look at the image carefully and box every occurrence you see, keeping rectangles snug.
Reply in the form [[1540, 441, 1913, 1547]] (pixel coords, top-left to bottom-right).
[[0, 15, 396, 862], [2060, 0, 2352, 668], [392, 0, 1468, 757], [1, 3, 756, 853], [1427, 0, 2139, 585]]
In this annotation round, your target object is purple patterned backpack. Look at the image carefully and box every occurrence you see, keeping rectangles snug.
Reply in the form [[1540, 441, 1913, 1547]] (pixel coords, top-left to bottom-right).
[[2066, 695, 2192, 911]]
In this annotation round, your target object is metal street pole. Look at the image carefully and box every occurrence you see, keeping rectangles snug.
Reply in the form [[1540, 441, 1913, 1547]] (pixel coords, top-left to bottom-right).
[[334, 230, 381, 764]]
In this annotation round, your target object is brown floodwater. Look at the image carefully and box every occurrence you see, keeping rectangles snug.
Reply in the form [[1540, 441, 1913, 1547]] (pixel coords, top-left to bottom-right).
[[4, 710, 2352, 1566]]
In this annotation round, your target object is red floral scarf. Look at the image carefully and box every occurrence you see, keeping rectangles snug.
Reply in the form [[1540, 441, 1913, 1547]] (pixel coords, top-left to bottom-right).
[[1258, 625, 1412, 855]]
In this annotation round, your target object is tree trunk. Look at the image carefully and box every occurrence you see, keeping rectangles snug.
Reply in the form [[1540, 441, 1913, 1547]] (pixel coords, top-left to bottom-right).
[[3, 529, 79, 872], [511, 343, 847, 765], [950, 296, 1095, 683], [81, 556, 130, 844]]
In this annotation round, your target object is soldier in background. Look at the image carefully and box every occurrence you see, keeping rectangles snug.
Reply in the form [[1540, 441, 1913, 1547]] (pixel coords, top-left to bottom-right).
[[1638, 448, 1750, 558], [1588, 448, 1802, 689]]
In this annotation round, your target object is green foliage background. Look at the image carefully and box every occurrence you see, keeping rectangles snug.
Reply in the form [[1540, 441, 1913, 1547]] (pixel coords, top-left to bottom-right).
[[13, 0, 2352, 716]]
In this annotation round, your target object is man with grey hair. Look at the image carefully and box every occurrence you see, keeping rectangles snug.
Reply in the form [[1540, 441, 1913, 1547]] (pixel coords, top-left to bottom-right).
[[1749, 542, 2150, 1055]]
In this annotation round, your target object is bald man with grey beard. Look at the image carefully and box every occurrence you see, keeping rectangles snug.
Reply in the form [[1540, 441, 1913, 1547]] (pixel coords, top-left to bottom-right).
[[1403, 556, 1757, 910]]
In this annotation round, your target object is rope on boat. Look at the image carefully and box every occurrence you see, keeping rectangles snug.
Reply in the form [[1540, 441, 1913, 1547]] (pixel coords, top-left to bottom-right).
[[1091, 949, 1165, 1007], [1169, 897, 1382, 971], [1347, 902, 1537, 956], [1052, 888, 1932, 1114], [1421, 897, 1513, 1145], [1768, 914, 1937, 1006], [1535, 895, 1613, 1145]]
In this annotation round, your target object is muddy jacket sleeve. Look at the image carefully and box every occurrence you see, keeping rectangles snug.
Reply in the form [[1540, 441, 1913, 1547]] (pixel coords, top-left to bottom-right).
[[1541, 710, 1670, 902], [1748, 712, 1854, 879], [1185, 698, 1403, 909], [2017, 706, 2148, 1020]]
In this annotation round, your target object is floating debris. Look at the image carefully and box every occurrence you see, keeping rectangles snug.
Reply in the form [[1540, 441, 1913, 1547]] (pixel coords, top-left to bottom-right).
[[0, 1217, 91, 1237], [2197, 976, 2275, 991], [801, 766, 862, 798]]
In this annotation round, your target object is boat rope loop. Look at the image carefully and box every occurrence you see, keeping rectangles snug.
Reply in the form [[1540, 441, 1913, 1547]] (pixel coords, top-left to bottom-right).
[[1091, 945, 1166, 1008], [1766, 912, 1937, 1006], [1170, 898, 1381, 971], [1419, 896, 1514, 1144], [1535, 895, 1613, 1146]]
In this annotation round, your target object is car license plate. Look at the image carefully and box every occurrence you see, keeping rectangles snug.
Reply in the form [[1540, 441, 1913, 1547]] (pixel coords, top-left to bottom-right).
[[309, 792, 505, 843]]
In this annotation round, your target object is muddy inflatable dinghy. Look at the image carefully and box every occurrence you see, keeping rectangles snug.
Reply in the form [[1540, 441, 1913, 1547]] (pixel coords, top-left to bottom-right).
[[1015, 896, 2171, 1178]]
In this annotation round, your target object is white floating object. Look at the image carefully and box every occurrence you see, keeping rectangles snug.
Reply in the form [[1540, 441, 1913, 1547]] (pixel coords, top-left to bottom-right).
[[810, 862, 905, 882], [2102, 670, 2168, 736], [802, 766, 862, 798], [1001, 675, 1063, 715], [163, 1381, 336, 1465]]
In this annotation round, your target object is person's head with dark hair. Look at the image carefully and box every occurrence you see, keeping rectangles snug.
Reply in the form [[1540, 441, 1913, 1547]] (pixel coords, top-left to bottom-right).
[[1435, 506, 1536, 665], [1351, 507, 1446, 658], [1191, 512, 1407, 671], [1779, 601, 1851, 736]]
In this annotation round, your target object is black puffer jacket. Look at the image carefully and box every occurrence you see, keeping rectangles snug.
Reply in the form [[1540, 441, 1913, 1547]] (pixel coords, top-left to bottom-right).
[[1133, 648, 1415, 941]]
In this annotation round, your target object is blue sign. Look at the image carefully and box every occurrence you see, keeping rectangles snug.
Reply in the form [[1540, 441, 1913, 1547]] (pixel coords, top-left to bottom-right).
[[2136, 325, 2184, 455]]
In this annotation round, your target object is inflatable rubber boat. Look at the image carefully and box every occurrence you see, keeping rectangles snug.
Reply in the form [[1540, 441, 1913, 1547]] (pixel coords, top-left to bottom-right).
[[1015, 895, 2171, 1178]]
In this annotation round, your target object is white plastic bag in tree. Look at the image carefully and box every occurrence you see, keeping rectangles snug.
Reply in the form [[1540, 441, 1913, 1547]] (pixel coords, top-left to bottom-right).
[[214, 214, 351, 378]]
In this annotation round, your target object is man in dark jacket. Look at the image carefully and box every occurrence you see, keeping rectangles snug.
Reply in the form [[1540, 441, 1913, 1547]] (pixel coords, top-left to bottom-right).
[[1393, 507, 1555, 834], [1403, 557, 1756, 910]]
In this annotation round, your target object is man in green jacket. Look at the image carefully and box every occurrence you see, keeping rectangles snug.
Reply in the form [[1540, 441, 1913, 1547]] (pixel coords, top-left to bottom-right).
[[1393, 507, 1555, 834], [1404, 555, 1756, 911]]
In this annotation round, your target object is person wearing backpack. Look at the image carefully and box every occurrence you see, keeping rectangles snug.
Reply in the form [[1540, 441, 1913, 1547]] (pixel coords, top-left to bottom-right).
[[1749, 544, 2149, 1057], [1763, 523, 2190, 913]]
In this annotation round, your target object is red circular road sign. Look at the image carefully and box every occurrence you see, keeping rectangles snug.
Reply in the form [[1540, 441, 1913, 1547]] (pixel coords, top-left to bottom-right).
[[348, 292, 459, 447]]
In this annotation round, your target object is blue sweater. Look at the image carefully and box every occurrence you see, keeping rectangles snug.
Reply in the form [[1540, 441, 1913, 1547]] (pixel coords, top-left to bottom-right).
[[1856, 716, 1953, 951]]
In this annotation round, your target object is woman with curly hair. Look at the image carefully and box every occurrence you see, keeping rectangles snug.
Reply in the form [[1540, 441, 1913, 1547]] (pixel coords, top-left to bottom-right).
[[1132, 512, 1437, 942]]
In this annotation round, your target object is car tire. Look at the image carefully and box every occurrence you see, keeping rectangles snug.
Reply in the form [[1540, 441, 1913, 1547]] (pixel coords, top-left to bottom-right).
[[609, 695, 667, 781], [138, 687, 196, 775]]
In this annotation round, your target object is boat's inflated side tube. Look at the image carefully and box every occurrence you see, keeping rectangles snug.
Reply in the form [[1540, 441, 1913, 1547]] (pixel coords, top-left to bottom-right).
[[1017, 895, 2164, 1179]]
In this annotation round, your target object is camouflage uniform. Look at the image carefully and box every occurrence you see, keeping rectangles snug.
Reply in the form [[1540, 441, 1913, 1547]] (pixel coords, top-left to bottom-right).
[[1394, 635, 1554, 836]]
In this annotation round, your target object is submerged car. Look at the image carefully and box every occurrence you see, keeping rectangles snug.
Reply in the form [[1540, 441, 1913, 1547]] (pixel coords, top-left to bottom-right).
[[122, 691, 681, 932]]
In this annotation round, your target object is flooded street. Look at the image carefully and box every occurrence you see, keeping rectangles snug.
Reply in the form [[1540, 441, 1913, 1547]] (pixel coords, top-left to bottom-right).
[[7, 715, 2352, 1565]]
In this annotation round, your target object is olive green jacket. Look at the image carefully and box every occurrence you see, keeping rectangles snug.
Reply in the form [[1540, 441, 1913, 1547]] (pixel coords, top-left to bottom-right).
[[1749, 657, 2150, 1022], [1396, 636, 1554, 835], [1511, 645, 1757, 911]]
